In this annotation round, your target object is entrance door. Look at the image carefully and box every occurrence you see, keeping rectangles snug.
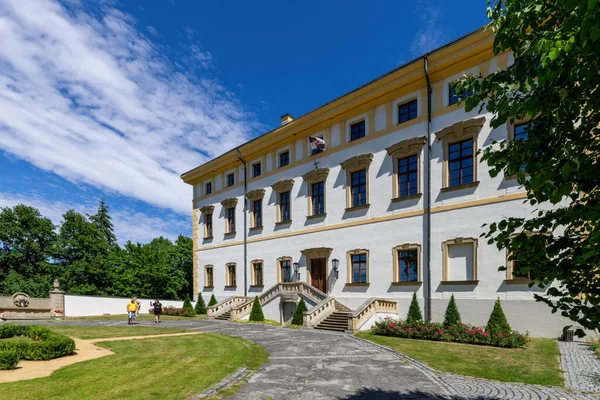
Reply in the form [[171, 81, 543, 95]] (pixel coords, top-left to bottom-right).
[[310, 258, 327, 293]]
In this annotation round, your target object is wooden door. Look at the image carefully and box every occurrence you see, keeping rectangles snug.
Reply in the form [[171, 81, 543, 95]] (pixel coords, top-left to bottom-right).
[[311, 258, 327, 293]]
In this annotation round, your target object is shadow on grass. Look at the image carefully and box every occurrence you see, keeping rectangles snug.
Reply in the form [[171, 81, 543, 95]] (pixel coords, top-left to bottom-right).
[[341, 388, 492, 400]]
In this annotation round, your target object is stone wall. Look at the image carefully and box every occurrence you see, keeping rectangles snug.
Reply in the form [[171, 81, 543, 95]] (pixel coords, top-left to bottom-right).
[[0, 280, 64, 320]]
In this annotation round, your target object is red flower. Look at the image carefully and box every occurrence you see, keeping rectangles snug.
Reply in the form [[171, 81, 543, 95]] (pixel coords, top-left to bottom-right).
[[54, 310, 63, 313]]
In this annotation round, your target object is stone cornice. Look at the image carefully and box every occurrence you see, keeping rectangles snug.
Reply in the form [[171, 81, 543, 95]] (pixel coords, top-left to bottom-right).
[[271, 179, 295, 193], [301, 247, 333, 258], [386, 136, 427, 156], [434, 116, 486, 142], [246, 189, 266, 201], [200, 205, 214, 214], [220, 198, 238, 209], [302, 168, 330, 184], [340, 153, 374, 170]]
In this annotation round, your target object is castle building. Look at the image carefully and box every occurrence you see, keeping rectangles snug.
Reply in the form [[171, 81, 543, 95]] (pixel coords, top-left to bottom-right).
[[180, 28, 570, 337]]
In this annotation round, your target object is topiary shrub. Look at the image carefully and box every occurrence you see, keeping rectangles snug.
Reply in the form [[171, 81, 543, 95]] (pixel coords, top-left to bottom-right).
[[443, 294, 461, 327], [486, 298, 511, 334], [249, 296, 265, 322], [195, 294, 207, 315], [406, 292, 423, 324], [182, 294, 195, 316], [0, 325, 75, 369], [0, 349, 19, 370], [208, 294, 218, 307], [291, 298, 308, 326]]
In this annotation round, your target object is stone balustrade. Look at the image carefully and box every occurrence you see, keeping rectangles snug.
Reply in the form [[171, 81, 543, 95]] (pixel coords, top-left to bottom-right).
[[303, 296, 336, 327], [349, 298, 398, 331]]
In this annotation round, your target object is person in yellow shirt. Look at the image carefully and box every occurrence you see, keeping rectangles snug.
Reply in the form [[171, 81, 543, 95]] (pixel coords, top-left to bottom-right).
[[127, 297, 138, 325]]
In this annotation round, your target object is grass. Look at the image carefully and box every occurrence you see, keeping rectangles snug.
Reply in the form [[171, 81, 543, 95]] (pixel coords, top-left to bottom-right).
[[233, 319, 281, 326], [63, 314, 205, 322], [47, 326, 189, 339], [0, 332, 268, 400], [356, 331, 564, 387]]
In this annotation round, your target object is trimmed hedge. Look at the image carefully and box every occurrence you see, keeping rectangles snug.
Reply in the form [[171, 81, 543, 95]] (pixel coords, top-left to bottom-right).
[[161, 306, 196, 317], [443, 294, 461, 327], [291, 298, 308, 326], [486, 298, 511, 334], [195, 294, 207, 315], [371, 318, 528, 348], [208, 294, 218, 307], [406, 292, 423, 324], [182, 294, 196, 316], [249, 297, 265, 322], [0, 325, 76, 370]]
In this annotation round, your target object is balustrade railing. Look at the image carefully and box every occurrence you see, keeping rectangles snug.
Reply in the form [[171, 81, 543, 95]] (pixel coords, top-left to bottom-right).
[[349, 298, 398, 331], [302, 296, 336, 327], [207, 296, 251, 317]]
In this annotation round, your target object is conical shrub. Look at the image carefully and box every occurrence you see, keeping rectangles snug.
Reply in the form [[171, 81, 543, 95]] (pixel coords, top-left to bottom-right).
[[249, 296, 265, 322], [443, 294, 461, 327], [208, 294, 218, 307], [182, 294, 195, 316], [195, 294, 207, 315], [291, 298, 308, 326], [406, 292, 423, 324], [486, 298, 511, 334]]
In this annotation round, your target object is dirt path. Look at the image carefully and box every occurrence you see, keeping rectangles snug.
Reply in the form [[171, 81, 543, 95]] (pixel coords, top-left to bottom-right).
[[0, 331, 202, 383]]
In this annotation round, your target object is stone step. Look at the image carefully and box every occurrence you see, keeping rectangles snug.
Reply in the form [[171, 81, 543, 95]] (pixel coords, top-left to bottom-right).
[[316, 320, 348, 328], [314, 325, 346, 332]]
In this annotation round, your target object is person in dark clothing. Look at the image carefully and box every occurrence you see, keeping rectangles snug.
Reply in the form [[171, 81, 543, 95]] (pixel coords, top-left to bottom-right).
[[151, 299, 163, 323]]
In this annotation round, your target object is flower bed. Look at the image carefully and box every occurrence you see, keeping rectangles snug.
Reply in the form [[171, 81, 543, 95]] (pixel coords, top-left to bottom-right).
[[0, 325, 76, 370], [371, 318, 528, 348], [159, 306, 195, 317]]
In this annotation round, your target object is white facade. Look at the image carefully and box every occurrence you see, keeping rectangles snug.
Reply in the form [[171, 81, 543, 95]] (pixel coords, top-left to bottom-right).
[[183, 32, 576, 338]]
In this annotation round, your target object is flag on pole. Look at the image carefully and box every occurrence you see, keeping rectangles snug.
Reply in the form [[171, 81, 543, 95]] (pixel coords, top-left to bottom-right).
[[308, 136, 326, 152]]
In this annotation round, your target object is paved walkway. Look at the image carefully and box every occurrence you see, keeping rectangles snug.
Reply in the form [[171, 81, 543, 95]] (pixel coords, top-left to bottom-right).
[[560, 341, 600, 393], [15, 319, 600, 399]]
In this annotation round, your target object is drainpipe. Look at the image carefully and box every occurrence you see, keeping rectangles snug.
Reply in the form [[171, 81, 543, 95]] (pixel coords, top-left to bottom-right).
[[423, 56, 433, 322], [236, 149, 248, 297]]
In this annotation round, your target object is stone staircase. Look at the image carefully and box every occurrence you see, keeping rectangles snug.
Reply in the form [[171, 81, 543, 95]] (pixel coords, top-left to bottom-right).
[[215, 310, 231, 321], [314, 301, 351, 332]]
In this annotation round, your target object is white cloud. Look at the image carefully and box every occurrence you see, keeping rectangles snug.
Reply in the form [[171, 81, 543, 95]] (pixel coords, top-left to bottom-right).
[[0, 192, 187, 245], [410, 0, 445, 57], [0, 0, 259, 215]]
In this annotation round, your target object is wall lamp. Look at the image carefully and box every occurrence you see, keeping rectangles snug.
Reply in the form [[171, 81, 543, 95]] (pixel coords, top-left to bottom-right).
[[293, 262, 300, 281], [332, 258, 339, 279]]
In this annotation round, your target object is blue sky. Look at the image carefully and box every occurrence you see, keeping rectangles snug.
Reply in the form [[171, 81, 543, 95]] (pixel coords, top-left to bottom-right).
[[0, 0, 488, 244]]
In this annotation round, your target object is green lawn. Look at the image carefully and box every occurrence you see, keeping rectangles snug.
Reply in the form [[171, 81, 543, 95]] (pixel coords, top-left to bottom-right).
[[356, 331, 563, 387], [47, 325, 189, 339], [0, 332, 268, 400], [233, 319, 281, 326], [63, 314, 205, 322]]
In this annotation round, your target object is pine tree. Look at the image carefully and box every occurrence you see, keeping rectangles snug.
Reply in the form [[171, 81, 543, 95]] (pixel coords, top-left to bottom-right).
[[406, 292, 423, 324], [182, 294, 195, 316], [486, 298, 511, 334], [208, 294, 218, 307], [194, 294, 207, 314], [249, 296, 264, 322], [291, 297, 308, 326], [443, 294, 461, 327], [89, 199, 117, 246]]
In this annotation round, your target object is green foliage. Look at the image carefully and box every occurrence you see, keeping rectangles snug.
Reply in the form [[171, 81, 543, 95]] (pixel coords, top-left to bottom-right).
[[0, 349, 19, 370], [195, 294, 207, 314], [161, 306, 196, 317], [406, 292, 423, 324], [459, 0, 600, 334], [443, 295, 461, 327], [291, 297, 308, 326], [88, 199, 117, 246], [249, 296, 265, 322], [182, 294, 195, 316], [208, 294, 218, 307], [486, 298, 512, 334]]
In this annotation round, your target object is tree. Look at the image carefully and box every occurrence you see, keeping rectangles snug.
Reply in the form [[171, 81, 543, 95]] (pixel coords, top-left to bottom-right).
[[459, 0, 600, 335], [443, 295, 461, 327], [182, 294, 195, 316], [195, 294, 207, 314], [88, 199, 117, 246], [249, 296, 264, 322], [406, 292, 423, 324], [486, 298, 511, 334], [291, 297, 308, 326], [208, 294, 218, 307], [173, 235, 193, 299]]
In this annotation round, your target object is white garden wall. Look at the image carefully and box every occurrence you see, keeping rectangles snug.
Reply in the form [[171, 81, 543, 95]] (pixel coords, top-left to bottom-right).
[[64, 294, 184, 317]]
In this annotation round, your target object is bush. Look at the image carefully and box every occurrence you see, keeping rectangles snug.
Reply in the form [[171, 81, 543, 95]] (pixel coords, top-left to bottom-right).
[[0, 325, 76, 369], [443, 294, 461, 327], [249, 296, 264, 322], [182, 294, 195, 316], [406, 292, 423, 324], [291, 298, 308, 326], [208, 294, 218, 307], [161, 306, 196, 317], [195, 294, 207, 315], [486, 298, 511, 334], [371, 318, 528, 349]]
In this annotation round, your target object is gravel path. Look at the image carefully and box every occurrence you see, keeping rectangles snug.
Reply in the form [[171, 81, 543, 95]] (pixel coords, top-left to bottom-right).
[[560, 341, 600, 393]]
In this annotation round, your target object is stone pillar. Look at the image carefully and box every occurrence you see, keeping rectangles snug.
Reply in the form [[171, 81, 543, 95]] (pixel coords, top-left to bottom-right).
[[49, 279, 65, 318]]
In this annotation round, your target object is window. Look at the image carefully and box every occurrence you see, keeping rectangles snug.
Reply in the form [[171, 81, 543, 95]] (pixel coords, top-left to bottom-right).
[[279, 151, 290, 168], [398, 99, 418, 124], [280, 259, 292, 283], [252, 162, 262, 178], [507, 254, 535, 281], [311, 136, 324, 156], [350, 120, 366, 141], [204, 213, 213, 238], [448, 139, 474, 187], [252, 262, 263, 286], [398, 155, 418, 197], [226, 263, 236, 286], [279, 191, 291, 222], [252, 199, 262, 228], [351, 254, 367, 283], [205, 182, 212, 195], [226, 207, 235, 233], [226, 173, 235, 187], [442, 238, 478, 283], [449, 83, 472, 105], [398, 249, 419, 282], [204, 265, 214, 287], [350, 170, 367, 207], [514, 122, 530, 141], [311, 182, 325, 215]]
